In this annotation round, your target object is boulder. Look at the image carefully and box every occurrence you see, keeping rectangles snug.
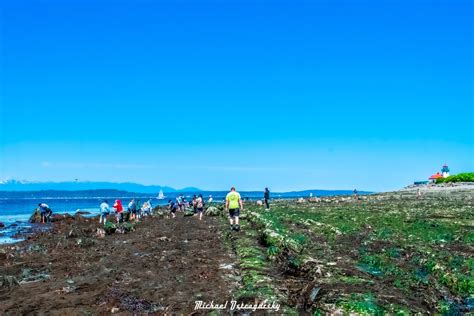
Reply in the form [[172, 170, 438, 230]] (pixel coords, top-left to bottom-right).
[[257, 200, 263, 206], [204, 207, 220, 216], [0, 276, 19, 289], [104, 222, 117, 235], [29, 209, 42, 223], [75, 211, 91, 216], [51, 214, 66, 222], [296, 198, 307, 204], [308, 197, 321, 203], [96, 228, 106, 238], [0, 222, 4, 228], [184, 209, 195, 217]]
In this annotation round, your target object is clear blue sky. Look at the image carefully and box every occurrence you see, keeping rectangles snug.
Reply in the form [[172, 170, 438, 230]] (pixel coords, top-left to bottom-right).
[[0, 0, 472, 192]]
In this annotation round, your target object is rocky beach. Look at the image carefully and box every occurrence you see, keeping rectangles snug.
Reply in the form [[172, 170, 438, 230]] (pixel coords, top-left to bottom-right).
[[0, 185, 473, 314]]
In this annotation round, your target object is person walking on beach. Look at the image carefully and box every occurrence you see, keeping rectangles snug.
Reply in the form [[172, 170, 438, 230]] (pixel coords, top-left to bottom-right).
[[353, 189, 358, 200], [113, 200, 124, 223], [208, 195, 213, 205], [38, 203, 52, 223], [99, 200, 110, 224], [196, 194, 204, 220], [226, 187, 243, 231], [264, 188, 270, 211]]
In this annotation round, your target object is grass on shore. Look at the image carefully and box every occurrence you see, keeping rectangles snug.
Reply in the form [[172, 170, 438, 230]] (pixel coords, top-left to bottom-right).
[[226, 192, 474, 314]]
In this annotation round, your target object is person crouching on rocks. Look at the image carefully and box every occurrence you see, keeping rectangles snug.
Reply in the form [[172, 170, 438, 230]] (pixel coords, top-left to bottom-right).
[[168, 199, 177, 218], [113, 200, 124, 223], [99, 200, 110, 224], [226, 187, 243, 231], [141, 200, 152, 217], [196, 194, 204, 221], [38, 203, 53, 223]]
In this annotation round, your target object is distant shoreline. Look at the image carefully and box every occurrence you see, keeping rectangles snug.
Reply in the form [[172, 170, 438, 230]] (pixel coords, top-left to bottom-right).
[[0, 189, 373, 199]]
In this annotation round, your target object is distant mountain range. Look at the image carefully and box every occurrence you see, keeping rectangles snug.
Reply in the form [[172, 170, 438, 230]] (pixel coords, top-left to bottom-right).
[[0, 180, 199, 194], [0, 180, 372, 199]]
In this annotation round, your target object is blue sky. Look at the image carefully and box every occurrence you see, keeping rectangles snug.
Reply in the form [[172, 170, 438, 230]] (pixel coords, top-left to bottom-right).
[[0, 0, 472, 192]]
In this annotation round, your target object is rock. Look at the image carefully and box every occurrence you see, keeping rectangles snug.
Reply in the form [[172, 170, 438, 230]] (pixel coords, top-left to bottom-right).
[[75, 211, 91, 215], [308, 197, 321, 203], [104, 222, 117, 235], [76, 238, 96, 247], [0, 222, 4, 228], [111, 307, 120, 313], [184, 210, 195, 217], [96, 228, 106, 238], [257, 200, 263, 206], [204, 206, 220, 216], [309, 287, 321, 302], [296, 198, 307, 204], [0, 276, 19, 289], [67, 227, 84, 238], [51, 214, 67, 222], [115, 228, 125, 234], [29, 209, 42, 223]]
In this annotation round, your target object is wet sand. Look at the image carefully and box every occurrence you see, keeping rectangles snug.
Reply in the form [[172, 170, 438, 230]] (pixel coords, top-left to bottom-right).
[[0, 214, 238, 314]]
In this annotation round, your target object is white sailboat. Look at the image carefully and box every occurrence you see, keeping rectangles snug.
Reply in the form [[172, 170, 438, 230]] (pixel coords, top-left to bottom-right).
[[157, 189, 165, 200]]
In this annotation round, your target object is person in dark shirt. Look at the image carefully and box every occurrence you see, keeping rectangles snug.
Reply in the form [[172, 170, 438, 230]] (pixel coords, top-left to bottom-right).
[[168, 200, 177, 218], [38, 203, 52, 223], [264, 188, 270, 210]]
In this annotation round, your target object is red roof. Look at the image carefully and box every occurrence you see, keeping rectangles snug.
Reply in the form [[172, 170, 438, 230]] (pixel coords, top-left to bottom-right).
[[429, 173, 443, 179]]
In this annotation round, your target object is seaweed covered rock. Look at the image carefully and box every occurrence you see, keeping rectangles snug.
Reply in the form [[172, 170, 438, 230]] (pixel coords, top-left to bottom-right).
[[184, 209, 195, 217], [0, 276, 19, 289], [121, 222, 135, 232], [104, 222, 117, 235], [50, 213, 74, 222], [29, 209, 42, 223], [204, 206, 220, 216], [296, 198, 307, 204]]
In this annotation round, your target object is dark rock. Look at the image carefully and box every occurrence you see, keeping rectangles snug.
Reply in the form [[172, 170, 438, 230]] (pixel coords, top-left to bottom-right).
[[29, 209, 42, 223], [0, 276, 19, 289], [51, 214, 66, 222], [75, 211, 91, 215], [0, 222, 4, 228]]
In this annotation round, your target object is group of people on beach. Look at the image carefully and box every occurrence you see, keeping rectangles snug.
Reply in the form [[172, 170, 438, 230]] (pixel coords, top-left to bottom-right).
[[167, 194, 207, 220], [36, 187, 271, 232], [99, 199, 153, 224]]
